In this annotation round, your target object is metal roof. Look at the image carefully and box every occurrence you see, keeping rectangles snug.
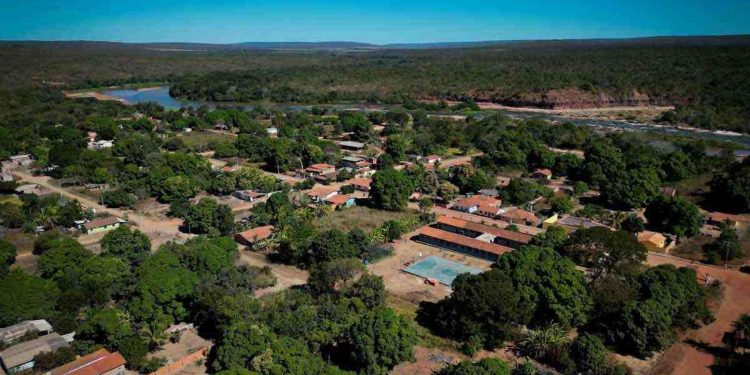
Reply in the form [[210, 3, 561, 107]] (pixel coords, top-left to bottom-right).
[[0, 333, 69, 369]]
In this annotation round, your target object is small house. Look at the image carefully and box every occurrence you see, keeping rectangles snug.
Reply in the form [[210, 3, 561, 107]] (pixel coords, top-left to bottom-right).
[[349, 178, 372, 192], [267, 127, 279, 137], [0, 320, 53, 346], [307, 187, 338, 203], [530, 168, 553, 180], [233, 190, 265, 202], [637, 230, 668, 250], [423, 155, 441, 164], [498, 208, 539, 226], [81, 217, 123, 234], [451, 195, 502, 216], [7, 154, 33, 168], [339, 141, 365, 151], [325, 194, 355, 210], [304, 163, 336, 178], [234, 225, 274, 247]]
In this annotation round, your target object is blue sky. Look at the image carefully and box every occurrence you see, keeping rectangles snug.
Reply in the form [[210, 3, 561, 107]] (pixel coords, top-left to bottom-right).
[[1, 1, 748, 44]]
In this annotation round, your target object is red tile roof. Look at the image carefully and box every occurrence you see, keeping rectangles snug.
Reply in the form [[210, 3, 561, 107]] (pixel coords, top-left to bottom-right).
[[419, 226, 513, 256], [349, 178, 372, 187], [453, 195, 501, 209], [50, 349, 126, 375], [437, 216, 532, 244], [235, 225, 274, 243], [325, 194, 352, 206], [499, 208, 538, 223], [305, 163, 335, 172], [307, 187, 338, 199]]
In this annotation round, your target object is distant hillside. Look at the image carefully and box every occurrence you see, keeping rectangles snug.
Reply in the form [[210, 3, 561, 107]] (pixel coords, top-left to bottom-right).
[[1, 35, 749, 132]]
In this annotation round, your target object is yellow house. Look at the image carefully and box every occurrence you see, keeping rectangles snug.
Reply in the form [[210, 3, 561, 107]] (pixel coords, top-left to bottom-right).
[[637, 230, 667, 250], [82, 217, 123, 234], [542, 214, 559, 229]]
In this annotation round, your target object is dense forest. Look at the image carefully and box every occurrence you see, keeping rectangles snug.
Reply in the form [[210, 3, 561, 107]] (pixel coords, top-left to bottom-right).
[[1, 37, 750, 132]]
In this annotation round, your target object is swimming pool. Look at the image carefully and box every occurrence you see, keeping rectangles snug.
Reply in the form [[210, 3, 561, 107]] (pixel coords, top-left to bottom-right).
[[403, 255, 483, 286]]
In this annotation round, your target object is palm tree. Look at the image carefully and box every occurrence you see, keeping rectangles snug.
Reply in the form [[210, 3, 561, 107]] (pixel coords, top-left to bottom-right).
[[35, 206, 58, 229]]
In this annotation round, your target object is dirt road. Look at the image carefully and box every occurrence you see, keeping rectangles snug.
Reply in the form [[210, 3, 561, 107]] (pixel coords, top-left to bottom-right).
[[647, 253, 750, 375], [13, 171, 186, 247]]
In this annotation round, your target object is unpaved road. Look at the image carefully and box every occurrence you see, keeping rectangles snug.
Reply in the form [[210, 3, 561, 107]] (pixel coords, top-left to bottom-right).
[[13, 171, 187, 247], [647, 253, 750, 375]]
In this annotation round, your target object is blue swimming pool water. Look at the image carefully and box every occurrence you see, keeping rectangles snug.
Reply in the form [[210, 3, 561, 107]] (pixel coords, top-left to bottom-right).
[[403, 255, 483, 286]]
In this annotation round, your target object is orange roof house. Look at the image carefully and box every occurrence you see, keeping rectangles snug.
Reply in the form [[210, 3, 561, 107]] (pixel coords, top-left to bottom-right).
[[531, 168, 553, 180], [349, 178, 372, 191], [637, 230, 667, 249], [451, 195, 502, 216], [50, 349, 126, 375], [234, 225, 274, 246], [498, 208, 539, 226]]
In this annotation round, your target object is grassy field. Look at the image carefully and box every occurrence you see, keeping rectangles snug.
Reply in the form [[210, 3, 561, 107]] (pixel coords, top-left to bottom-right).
[[316, 206, 418, 233], [177, 131, 236, 150]]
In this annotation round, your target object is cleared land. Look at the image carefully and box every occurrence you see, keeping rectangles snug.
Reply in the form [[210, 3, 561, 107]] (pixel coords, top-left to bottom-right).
[[315, 206, 418, 233]]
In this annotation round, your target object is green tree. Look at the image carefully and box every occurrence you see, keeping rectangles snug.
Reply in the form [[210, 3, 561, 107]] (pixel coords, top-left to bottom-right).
[[644, 195, 702, 237], [56, 200, 85, 228], [601, 167, 660, 209], [436, 358, 511, 375], [495, 246, 592, 328], [37, 240, 93, 280], [100, 190, 137, 208], [0, 270, 60, 326], [620, 214, 645, 233], [100, 226, 151, 268], [569, 333, 609, 375], [32, 346, 77, 372], [371, 168, 414, 211], [0, 239, 16, 277], [385, 134, 408, 161], [113, 133, 160, 165], [158, 175, 198, 203], [308, 230, 358, 264], [348, 308, 417, 374], [709, 158, 750, 212], [307, 258, 366, 296], [549, 195, 573, 214], [562, 227, 647, 277], [703, 224, 743, 264]]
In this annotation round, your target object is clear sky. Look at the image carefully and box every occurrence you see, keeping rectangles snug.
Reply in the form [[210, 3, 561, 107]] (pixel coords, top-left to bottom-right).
[[1, 0, 749, 44]]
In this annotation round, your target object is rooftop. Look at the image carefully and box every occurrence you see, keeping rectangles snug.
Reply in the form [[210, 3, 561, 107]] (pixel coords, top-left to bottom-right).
[[0, 320, 52, 344], [419, 226, 513, 256], [0, 333, 69, 369], [339, 141, 365, 148], [499, 208, 538, 222], [49, 349, 126, 375], [349, 177, 372, 187], [437, 216, 532, 244], [453, 195, 501, 209], [325, 194, 352, 205], [83, 217, 122, 230], [235, 225, 274, 243], [557, 216, 608, 229]]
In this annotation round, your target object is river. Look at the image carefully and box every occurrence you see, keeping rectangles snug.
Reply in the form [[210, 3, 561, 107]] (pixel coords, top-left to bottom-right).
[[102, 87, 750, 149]]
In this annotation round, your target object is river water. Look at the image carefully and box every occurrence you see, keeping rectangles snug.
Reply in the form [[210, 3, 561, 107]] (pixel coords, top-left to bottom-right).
[[103, 87, 750, 149]]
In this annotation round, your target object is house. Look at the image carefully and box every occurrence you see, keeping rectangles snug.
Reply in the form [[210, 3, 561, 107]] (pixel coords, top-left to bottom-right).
[[307, 187, 338, 203], [556, 216, 609, 233], [267, 127, 279, 137], [233, 190, 265, 202], [81, 217, 123, 234], [451, 195, 502, 217], [707, 212, 747, 228], [340, 156, 372, 171], [49, 349, 126, 375], [0, 321, 53, 346], [6, 155, 33, 168], [423, 155, 441, 164], [84, 183, 109, 192], [349, 178, 372, 192], [477, 189, 499, 197], [304, 164, 336, 181], [435, 216, 532, 249], [339, 141, 365, 151], [637, 230, 668, 250], [234, 225, 274, 247], [14, 184, 51, 197], [530, 168, 553, 180], [498, 208, 539, 226], [88, 140, 114, 150], [325, 194, 356, 210], [0, 333, 70, 374], [415, 226, 513, 261], [213, 122, 229, 130]]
